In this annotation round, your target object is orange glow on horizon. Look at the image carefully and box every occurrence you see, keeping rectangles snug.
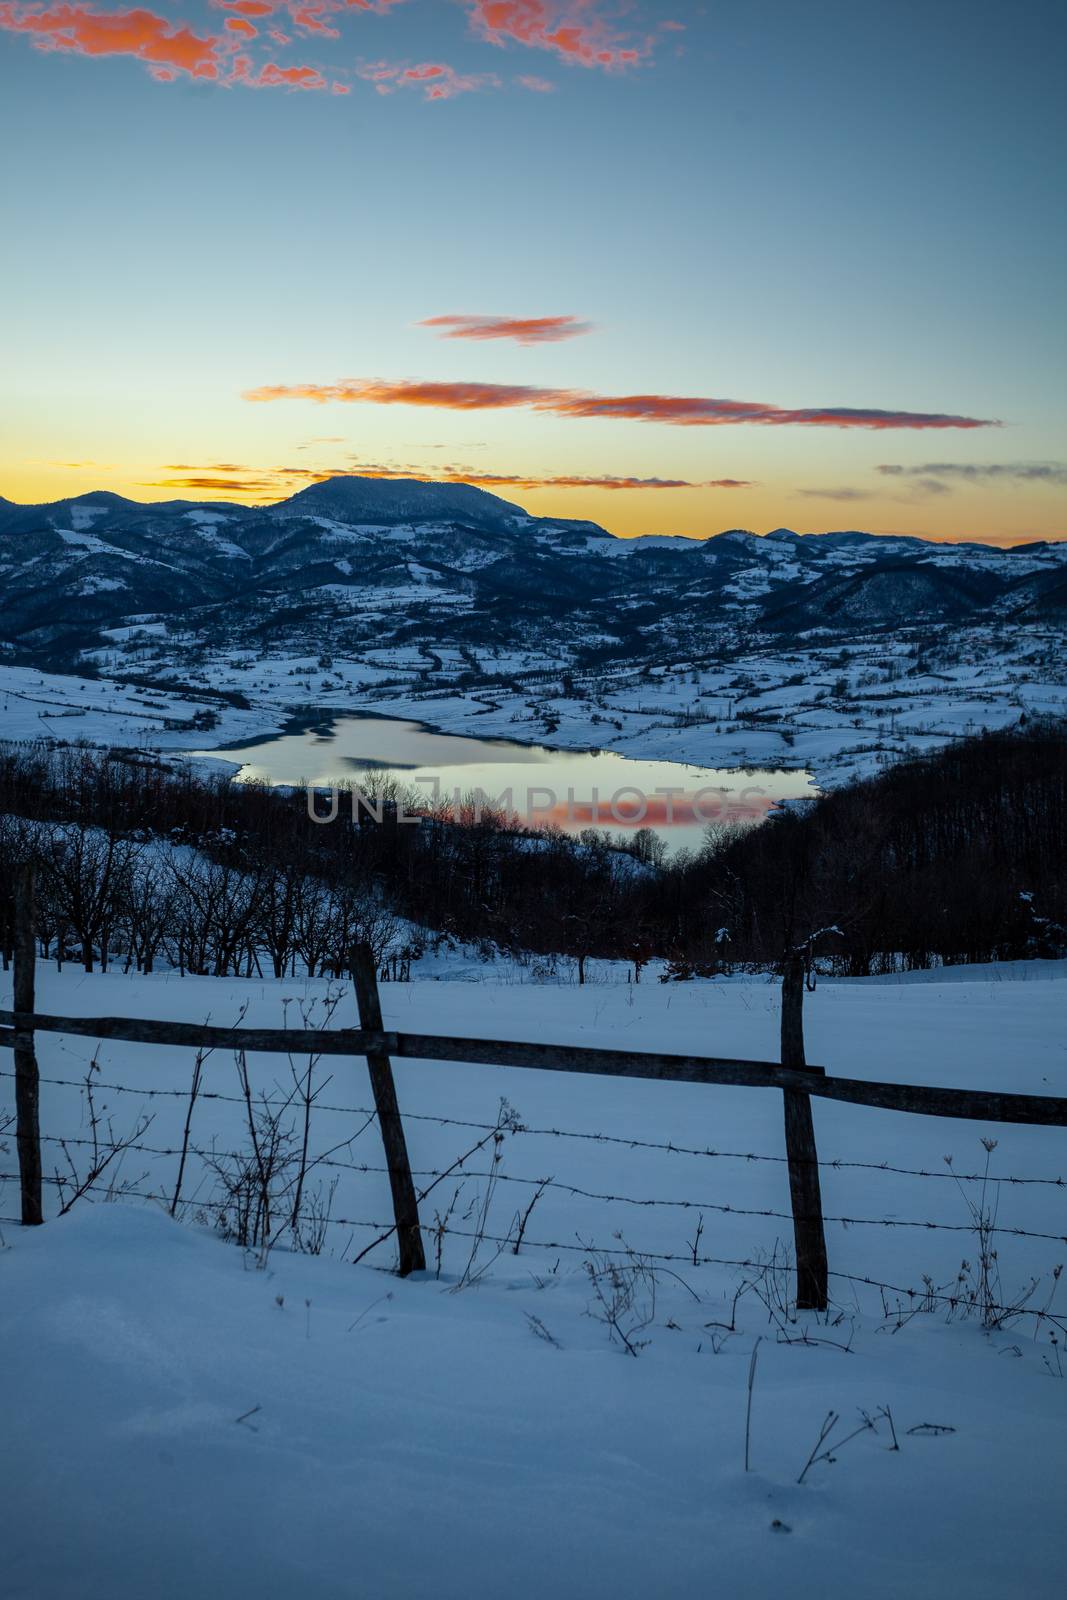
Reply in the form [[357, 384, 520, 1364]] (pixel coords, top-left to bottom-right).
[[1, 463, 1062, 548], [2, 460, 1062, 553]]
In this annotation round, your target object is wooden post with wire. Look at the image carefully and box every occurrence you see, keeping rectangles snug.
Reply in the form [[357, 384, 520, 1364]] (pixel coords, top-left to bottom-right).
[[13, 864, 42, 1225], [349, 942, 425, 1276], [780, 951, 828, 1310]]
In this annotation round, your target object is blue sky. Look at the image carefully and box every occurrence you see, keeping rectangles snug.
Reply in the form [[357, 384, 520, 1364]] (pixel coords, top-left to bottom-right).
[[2, 0, 1065, 541]]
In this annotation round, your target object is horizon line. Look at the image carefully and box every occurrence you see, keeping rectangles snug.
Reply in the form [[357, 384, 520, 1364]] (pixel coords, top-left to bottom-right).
[[1, 477, 1063, 550]]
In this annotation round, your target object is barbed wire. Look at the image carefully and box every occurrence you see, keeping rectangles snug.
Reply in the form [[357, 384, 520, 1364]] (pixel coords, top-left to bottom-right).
[[6, 1135, 1066, 1243], [3, 1067, 1064, 1188], [3, 1176, 1062, 1331]]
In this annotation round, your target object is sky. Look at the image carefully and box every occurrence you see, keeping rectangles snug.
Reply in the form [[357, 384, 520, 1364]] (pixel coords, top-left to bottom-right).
[[2, 0, 1065, 544]]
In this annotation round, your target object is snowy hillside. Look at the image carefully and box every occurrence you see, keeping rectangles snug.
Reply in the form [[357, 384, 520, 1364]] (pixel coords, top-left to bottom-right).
[[2, 479, 1064, 668], [1, 963, 1064, 1598]]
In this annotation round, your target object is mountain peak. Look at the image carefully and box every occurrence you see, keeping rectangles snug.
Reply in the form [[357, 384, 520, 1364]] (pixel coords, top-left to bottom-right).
[[272, 474, 532, 529], [705, 528, 758, 547]]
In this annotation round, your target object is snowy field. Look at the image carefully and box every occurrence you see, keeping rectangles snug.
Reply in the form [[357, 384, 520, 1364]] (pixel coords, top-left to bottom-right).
[[4, 616, 1064, 796], [1, 963, 1065, 1598]]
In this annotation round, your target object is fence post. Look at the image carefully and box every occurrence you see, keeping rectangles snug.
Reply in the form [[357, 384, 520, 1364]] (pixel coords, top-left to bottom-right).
[[350, 943, 426, 1276], [14, 865, 43, 1226], [780, 952, 827, 1310]]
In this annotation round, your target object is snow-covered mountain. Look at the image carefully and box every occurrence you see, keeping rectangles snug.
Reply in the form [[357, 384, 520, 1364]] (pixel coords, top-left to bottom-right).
[[1, 477, 1064, 668]]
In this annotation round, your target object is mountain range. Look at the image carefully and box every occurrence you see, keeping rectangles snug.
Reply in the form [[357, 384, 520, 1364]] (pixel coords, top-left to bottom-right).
[[1, 478, 1064, 671]]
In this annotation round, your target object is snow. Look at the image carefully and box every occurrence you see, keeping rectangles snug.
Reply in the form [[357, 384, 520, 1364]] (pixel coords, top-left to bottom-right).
[[0, 665, 280, 752], [57, 527, 131, 556], [71, 616, 1065, 797], [76, 575, 128, 594], [52, 528, 173, 573], [0, 963, 1064, 1597], [67, 503, 108, 532]]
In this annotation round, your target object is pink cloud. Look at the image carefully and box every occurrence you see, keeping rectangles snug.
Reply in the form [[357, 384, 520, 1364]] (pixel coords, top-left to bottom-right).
[[358, 57, 498, 99], [420, 313, 592, 344], [466, 1, 644, 69], [243, 374, 999, 431], [280, 462, 751, 492], [2, 0, 650, 99], [0, 3, 223, 77], [0, 2, 349, 86]]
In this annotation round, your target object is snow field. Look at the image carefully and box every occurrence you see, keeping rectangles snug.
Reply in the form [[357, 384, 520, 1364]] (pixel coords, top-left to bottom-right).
[[1, 965, 1065, 1596]]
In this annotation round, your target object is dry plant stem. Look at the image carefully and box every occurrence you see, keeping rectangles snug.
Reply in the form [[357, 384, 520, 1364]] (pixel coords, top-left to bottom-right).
[[797, 1410, 878, 1485], [583, 1244, 657, 1357], [512, 1177, 552, 1255], [745, 1337, 762, 1472], [350, 1120, 506, 1267], [797, 1411, 840, 1485], [237, 1050, 272, 1245], [56, 1055, 154, 1215], [171, 1046, 210, 1216], [456, 1100, 518, 1289], [876, 1405, 900, 1450], [288, 990, 343, 1234], [525, 1313, 561, 1349]]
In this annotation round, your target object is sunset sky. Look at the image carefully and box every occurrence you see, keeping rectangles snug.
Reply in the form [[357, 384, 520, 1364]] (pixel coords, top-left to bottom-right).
[[2, 0, 1065, 543]]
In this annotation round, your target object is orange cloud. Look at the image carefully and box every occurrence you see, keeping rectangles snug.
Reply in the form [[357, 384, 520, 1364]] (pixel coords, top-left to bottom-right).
[[251, 57, 327, 86], [460, 472, 750, 491], [420, 313, 592, 344], [248, 377, 541, 409], [2, 0, 648, 98], [0, 2, 346, 87], [0, 3, 222, 77], [243, 375, 997, 431], [293, 464, 751, 491], [467, 1, 643, 69], [358, 57, 498, 98], [163, 461, 253, 470], [147, 475, 281, 493], [150, 460, 753, 497], [213, 0, 403, 14], [215, 0, 347, 40]]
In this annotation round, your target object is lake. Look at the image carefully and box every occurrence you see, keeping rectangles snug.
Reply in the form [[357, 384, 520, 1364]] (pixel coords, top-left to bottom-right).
[[199, 713, 817, 854]]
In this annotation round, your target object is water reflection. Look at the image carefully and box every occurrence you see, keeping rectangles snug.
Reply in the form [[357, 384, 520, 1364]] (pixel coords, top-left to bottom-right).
[[198, 713, 817, 854]]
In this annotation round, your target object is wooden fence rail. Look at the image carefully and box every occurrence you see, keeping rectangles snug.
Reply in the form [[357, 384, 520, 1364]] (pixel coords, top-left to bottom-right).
[[2, 1012, 1064, 1126], [4, 877, 1067, 1309]]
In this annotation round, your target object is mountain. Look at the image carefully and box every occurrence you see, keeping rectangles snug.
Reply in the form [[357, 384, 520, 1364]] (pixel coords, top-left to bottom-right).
[[0, 477, 1064, 670], [761, 559, 1005, 631], [272, 475, 534, 529]]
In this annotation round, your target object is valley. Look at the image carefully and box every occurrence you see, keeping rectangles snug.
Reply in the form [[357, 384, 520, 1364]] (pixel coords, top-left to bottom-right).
[[1, 477, 1065, 799]]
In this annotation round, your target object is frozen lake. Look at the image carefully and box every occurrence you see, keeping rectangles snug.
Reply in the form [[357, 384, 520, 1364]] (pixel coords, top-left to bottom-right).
[[201, 712, 817, 853]]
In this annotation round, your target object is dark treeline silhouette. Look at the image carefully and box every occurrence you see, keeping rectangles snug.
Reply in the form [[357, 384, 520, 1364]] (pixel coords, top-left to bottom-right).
[[0, 720, 1063, 980], [663, 719, 1067, 973], [0, 741, 647, 979]]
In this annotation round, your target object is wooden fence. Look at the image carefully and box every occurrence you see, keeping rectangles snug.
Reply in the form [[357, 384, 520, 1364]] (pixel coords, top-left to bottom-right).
[[3, 871, 1066, 1310]]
